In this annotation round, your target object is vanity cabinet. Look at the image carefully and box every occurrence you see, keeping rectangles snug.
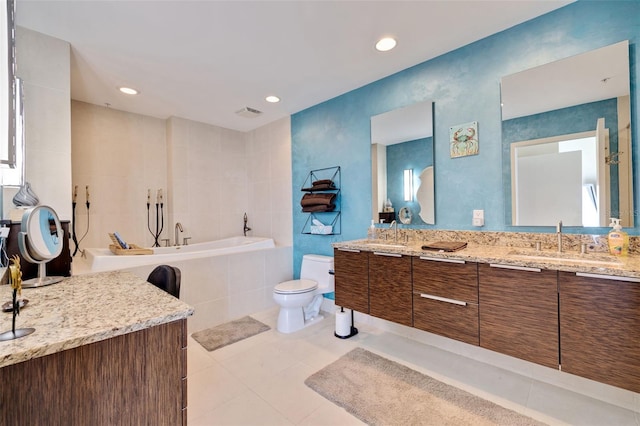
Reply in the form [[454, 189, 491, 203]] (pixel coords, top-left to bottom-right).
[[478, 263, 559, 369], [559, 272, 640, 393], [369, 252, 412, 326], [0, 319, 187, 425], [412, 256, 479, 345], [334, 248, 369, 313]]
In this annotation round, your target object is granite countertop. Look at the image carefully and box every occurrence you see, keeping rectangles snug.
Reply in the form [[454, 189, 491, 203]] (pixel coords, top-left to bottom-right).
[[0, 270, 194, 368], [333, 239, 640, 279]]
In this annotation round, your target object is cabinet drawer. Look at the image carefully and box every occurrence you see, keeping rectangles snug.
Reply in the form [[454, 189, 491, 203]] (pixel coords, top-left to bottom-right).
[[412, 257, 478, 303], [413, 293, 479, 345], [334, 248, 369, 313]]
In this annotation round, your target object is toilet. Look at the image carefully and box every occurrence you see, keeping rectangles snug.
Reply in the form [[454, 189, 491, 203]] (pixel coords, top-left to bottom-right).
[[273, 254, 334, 333]]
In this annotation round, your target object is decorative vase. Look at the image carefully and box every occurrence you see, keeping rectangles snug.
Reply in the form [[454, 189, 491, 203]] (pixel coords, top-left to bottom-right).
[[12, 182, 39, 207]]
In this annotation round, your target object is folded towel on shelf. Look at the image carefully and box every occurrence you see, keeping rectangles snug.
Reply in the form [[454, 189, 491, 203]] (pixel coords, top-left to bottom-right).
[[310, 218, 332, 234], [302, 204, 336, 213], [301, 179, 336, 191], [310, 225, 333, 234], [421, 241, 468, 252], [301, 193, 336, 207]]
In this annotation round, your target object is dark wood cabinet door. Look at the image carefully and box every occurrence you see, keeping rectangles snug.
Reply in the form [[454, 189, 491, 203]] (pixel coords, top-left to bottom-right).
[[413, 257, 479, 345], [0, 320, 185, 425], [559, 271, 640, 393], [479, 263, 559, 368], [6, 221, 72, 280], [369, 252, 412, 326], [334, 248, 369, 313]]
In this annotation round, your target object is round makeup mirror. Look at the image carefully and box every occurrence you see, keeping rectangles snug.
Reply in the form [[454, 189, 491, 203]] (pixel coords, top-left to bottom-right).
[[18, 205, 65, 287]]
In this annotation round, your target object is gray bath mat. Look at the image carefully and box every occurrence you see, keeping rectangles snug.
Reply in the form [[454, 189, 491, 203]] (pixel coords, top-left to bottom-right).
[[191, 316, 270, 351], [305, 347, 546, 426]]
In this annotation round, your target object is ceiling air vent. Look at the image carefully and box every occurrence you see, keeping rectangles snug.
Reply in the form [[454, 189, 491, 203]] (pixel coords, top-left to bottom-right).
[[235, 107, 262, 118]]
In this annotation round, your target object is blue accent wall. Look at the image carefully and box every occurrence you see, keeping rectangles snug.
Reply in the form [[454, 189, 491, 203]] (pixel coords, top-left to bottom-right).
[[291, 1, 640, 276]]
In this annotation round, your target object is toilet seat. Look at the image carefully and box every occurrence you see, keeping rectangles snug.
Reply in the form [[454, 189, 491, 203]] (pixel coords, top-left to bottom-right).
[[274, 279, 317, 295]]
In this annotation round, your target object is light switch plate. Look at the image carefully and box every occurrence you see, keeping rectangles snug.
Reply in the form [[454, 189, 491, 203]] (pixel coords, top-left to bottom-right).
[[472, 210, 484, 227]]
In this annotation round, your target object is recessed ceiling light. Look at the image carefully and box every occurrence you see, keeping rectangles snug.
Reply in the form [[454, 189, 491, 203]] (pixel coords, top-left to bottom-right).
[[265, 95, 280, 103], [118, 86, 139, 95], [375, 37, 397, 52]]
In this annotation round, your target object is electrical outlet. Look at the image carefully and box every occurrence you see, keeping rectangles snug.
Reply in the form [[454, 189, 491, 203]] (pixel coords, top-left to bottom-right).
[[0, 227, 9, 238], [472, 209, 484, 227]]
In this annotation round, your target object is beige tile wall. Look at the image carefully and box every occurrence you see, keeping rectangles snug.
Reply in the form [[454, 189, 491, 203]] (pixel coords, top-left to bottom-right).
[[72, 106, 292, 250], [72, 101, 167, 249]]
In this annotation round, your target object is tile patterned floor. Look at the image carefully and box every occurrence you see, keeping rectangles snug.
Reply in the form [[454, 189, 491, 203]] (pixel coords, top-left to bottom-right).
[[187, 308, 640, 425]]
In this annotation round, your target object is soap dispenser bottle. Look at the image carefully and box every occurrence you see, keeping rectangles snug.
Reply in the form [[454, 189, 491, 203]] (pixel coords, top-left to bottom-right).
[[368, 220, 377, 240], [608, 218, 629, 256]]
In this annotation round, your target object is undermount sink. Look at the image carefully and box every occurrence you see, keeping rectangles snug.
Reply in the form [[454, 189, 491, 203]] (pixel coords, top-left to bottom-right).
[[508, 250, 622, 266], [363, 241, 407, 249]]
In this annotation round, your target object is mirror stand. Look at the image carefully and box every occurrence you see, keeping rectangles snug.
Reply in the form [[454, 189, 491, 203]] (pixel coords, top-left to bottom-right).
[[18, 234, 63, 288], [18, 205, 65, 288], [21, 260, 63, 288]]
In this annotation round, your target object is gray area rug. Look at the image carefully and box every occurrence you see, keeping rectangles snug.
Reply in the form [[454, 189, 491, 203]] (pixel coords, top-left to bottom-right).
[[191, 316, 270, 351], [305, 347, 546, 426]]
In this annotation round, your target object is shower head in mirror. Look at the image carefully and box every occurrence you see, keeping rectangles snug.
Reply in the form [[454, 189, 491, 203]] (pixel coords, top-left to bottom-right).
[[18, 205, 65, 288]]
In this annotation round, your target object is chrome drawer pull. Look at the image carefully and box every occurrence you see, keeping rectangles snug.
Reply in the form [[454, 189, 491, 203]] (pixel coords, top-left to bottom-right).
[[489, 263, 541, 273], [419, 256, 465, 264], [338, 248, 361, 253], [419, 293, 467, 306], [374, 252, 402, 257], [576, 272, 640, 283]]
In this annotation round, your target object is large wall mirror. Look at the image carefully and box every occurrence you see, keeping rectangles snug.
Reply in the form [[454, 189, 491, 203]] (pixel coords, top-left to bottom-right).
[[371, 100, 434, 226], [502, 40, 632, 227]]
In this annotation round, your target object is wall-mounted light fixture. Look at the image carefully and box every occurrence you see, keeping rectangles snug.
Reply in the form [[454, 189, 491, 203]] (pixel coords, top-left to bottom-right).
[[403, 169, 413, 201]]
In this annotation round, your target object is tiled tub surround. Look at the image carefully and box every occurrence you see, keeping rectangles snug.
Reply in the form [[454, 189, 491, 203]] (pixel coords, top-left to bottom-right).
[[121, 245, 293, 334], [0, 270, 194, 367], [351, 228, 640, 277]]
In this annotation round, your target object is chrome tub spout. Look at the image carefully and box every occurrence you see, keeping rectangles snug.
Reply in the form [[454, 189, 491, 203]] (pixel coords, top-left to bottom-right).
[[244, 213, 252, 236], [175, 222, 183, 246]]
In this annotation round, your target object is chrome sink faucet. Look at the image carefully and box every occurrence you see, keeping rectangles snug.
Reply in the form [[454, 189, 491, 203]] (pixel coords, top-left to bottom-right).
[[175, 222, 183, 246], [243, 213, 251, 236], [389, 220, 398, 243], [557, 220, 563, 253]]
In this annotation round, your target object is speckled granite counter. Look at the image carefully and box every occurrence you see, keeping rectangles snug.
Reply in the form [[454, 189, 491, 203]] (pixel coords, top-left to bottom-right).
[[0, 270, 194, 368], [333, 230, 640, 279]]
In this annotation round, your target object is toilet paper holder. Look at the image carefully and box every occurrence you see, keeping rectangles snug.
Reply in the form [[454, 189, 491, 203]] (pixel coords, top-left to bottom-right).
[[334, 306, 358, 339]]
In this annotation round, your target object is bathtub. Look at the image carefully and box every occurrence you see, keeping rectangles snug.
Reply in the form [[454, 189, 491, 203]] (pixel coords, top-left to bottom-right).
[[75, 236, 292, 334], [82, 236, 276, 273]]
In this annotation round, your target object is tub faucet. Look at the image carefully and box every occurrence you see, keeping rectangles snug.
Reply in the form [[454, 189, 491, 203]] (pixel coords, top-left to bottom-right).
[[243, 213, 251, 236], [175, 222, 183, 246], [557, 220, 563, 253], [389, 220, 397, 243]]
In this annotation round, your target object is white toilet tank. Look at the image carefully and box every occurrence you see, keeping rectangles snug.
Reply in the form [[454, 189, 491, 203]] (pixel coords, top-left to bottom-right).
[[300, 254, 334, 292]]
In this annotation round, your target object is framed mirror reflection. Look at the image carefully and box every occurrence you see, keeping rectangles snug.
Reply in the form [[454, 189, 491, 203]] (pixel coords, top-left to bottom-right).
[[371, 100, 434, 226], [501, 40, 632, 228]]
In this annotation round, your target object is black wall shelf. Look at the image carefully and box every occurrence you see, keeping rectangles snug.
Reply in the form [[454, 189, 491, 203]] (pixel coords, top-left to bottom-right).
[[300, 166, 341, 235]]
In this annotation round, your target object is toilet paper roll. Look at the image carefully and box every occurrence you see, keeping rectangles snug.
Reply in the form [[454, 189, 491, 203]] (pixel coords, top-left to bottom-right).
[[335, 309, 351, 337]]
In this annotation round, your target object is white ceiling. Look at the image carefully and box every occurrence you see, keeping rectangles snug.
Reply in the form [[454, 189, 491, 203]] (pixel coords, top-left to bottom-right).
[[16, 0, 572, 132]]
